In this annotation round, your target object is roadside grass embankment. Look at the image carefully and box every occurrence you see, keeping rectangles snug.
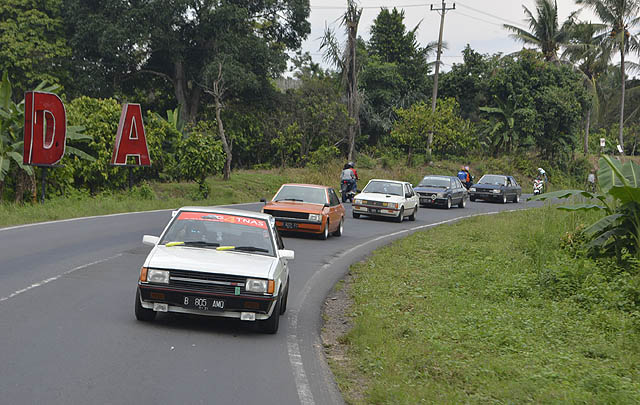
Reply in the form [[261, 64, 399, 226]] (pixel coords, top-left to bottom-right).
[[327, 207, 640, 404], [0, 158, 532, 228]]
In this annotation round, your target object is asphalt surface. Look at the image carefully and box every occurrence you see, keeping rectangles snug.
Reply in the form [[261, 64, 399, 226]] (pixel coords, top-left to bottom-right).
[[0, 198, 539, 404]]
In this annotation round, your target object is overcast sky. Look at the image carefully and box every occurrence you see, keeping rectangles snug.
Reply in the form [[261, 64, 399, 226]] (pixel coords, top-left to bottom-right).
[[300, 0, 639, 73]]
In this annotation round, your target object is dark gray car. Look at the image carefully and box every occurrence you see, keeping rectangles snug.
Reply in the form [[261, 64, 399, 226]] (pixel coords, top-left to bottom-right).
[[414, 175, 468, 209], [469, 174, 522, 204]]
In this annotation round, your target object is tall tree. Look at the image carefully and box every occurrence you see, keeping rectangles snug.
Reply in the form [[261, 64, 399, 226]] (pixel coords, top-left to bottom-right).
[[321, 0, 363, 161], [563, 21, 612, 154], [576, 0, 640, 154], [0, 0, 70, 94], [503, 0, 576, 62]]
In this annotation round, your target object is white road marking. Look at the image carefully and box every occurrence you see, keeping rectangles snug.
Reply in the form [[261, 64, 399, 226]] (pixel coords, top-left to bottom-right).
[[0, 254, 123, 303], [288, 208, 520, 405]]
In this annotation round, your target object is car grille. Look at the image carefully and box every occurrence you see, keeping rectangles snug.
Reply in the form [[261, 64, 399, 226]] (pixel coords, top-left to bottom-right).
[[165, 269, 264, 297], [418, 192, 436, 198], [263, 209, 309, 220], [360, 200, 387, 207]]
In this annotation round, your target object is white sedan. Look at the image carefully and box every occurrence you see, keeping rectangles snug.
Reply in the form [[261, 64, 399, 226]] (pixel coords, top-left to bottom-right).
[[352, 179, 419, 222], [134, 206, 294, 334]]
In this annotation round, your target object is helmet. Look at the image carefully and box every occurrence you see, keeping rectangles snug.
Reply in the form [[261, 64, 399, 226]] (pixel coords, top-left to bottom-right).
[[464, 166, 470, 171], [537, 167, 546, 174], [348, 161, 354, 168]]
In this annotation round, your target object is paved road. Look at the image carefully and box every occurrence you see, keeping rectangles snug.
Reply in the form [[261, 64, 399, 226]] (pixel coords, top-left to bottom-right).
[[0, 198, 538, 404]]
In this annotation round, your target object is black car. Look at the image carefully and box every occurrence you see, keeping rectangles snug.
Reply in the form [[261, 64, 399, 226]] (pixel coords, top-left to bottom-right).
[[414, 175, 468, 209], [469, 174, 522, 203]]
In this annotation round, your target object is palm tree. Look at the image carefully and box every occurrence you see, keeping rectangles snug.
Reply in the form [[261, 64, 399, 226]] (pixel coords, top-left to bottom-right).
[[577, 0, 640, 154], [320, 0, 363, 161], [563, 22, 612, 153], [504, 0, 577, 62]]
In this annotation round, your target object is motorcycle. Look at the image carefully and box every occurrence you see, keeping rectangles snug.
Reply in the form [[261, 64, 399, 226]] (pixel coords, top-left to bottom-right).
[[533, 178, 544, 195], [340, 180, 357, 203]]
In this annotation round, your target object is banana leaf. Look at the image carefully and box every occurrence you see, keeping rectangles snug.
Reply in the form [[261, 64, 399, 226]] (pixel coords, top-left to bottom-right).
[[528, 189, 596, 201], [557, 203, 606, 211], [66, 146, 96, 161], [586, 227, 628, 250], [583, 213, 623, 236], [608, 186, 640, 205]]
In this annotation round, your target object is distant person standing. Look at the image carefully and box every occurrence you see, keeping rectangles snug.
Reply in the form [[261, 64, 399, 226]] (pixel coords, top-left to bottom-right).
[[587, 170, 596, 192]]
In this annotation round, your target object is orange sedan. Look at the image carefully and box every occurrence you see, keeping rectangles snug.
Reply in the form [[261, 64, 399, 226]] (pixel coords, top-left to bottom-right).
[[262, 184, 346, 239]]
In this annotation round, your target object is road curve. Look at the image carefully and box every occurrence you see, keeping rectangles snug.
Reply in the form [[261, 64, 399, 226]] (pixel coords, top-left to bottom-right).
[[0, 199, 538, 404]]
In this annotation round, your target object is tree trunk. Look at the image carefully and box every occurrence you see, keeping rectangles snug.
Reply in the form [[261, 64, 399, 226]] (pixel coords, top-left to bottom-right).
[[29, 173, 37, 202], [0, 180, 4, 202], [212, 63, 232, 180], [407, 145, 413, 167], [619, 49, 626, 155], [345, 6, 361, 162], [174, 60, 202, 123], [584, 106, 592, 155], [15, 171, 25, 204]]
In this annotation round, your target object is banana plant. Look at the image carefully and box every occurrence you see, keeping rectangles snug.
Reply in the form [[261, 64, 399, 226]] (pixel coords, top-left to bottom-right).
[[529, 155, 640, 259]]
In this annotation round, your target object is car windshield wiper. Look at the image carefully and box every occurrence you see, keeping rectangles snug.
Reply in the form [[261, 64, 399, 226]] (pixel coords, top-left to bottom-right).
[[165, 241, 220, 248], [275, 198, 304, 202], [216, 245, 270, 253]]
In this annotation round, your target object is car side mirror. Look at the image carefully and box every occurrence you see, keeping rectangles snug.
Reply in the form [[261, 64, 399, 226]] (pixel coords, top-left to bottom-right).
[[405, 193, 411, 198], [142, 235, 160, 246], [260, 198, 267, 204], [279, 249, 295, 261]]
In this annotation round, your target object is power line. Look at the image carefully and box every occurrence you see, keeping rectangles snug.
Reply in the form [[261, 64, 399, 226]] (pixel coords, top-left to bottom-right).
[[455, 1, 526, 28], [311, 3, 429, 10]]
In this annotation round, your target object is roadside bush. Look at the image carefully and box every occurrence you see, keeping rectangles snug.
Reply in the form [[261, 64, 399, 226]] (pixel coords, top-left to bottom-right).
[[308, 145, 340, 169], [175, 131, 224, 198]]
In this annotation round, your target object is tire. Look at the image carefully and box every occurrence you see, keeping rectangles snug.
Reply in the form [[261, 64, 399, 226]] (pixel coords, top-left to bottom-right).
[[134, 289, 156, 322], [408, 205, 417, 221], [333, 217, 344, 236], [395, 207, 404, 223], [513, 193, 520, 203], [458, 197, 466, 208], [261, 296, 281, 334], [445, 197, 452, 209], [352, 212, 360, 219], [502, 194, 507, 204], [320, 220, 329, 240], [279, 278, 289, 315], [470, 196, 476, 202]]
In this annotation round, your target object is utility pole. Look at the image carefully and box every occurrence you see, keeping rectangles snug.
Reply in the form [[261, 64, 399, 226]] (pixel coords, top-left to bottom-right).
[[428, 0, 455, 160]]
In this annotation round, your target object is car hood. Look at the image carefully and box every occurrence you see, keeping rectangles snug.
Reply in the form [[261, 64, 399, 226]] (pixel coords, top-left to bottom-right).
[[414, 186, 448, 194], [145, 245, 277, 278], [473, 184, 502, 191], [354, 192, 405, 203], [263, 201, 324, 214]]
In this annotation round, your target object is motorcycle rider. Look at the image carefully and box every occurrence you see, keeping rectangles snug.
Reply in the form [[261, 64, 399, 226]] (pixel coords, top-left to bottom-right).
[[340, 162, 357, 202], [537, 167, 548, 192], [457, 165, 472, 189]]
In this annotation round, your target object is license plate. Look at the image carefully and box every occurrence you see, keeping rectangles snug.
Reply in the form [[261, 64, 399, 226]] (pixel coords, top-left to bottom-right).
[[369, 208, 380, 213], [420, 198, 429, 203], [182, 296, 225, 311], [282, 222, 298, 229]]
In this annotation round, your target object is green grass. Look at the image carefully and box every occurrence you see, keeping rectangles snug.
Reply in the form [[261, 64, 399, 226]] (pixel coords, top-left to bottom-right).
[[334, 207, 640, 404]]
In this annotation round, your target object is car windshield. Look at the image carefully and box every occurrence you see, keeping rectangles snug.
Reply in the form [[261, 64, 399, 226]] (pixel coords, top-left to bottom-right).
[[418, 177, 450, 188], [273, 185, 327, 205], [160, 211, 275, 256], [362, 181, 403, 196], [478, 175, 507, 186]]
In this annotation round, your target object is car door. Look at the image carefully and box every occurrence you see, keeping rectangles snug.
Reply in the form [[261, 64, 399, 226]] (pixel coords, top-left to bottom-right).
[[510, 177, 521, 198], [327, 188, 343, 230], [452, 178, 463, 204], [405, 183, 418, 212], [505, 177, 515, 199]]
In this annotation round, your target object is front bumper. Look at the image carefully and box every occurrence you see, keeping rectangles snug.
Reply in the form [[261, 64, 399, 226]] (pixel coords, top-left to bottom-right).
[[352, 204, 400, 218], [274, 218, 323, 234], [138, 284, 277, 320], [470, 191, 502, 201], [419, 195, 447, 205]]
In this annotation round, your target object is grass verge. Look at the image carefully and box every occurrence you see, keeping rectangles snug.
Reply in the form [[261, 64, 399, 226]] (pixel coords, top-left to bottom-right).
[[330, 207, 640, 404]]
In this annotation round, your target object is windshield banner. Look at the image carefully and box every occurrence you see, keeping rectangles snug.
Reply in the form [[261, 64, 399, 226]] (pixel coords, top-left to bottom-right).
[[177, 212, 267, 229]]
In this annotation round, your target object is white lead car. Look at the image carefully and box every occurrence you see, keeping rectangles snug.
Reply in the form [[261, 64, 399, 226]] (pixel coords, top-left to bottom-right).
[[352, 179, 419, 222], [135, 206, 294, 334]]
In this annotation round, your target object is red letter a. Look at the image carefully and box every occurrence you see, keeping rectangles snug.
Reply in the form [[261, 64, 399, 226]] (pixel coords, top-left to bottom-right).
[[111, 104, 151, 166], [23, 92, 67, 165]]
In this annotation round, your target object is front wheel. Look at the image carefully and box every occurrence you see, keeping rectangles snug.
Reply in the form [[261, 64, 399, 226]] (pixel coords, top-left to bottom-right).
[[260, 296, 281, 334], [408, 205, 417, 221], [502, 194, 507, 204], [280, 278, 289, 315], [458, 197, 466, 208], [513, 193, 520, 203], [134, 289, 156, 322], [320, 220, 329, 240], [333, 217, 344, 236], [395, 207, 404, 223], [445, 197, 452, 209], [352, 212, 360, 219], [470, 196, 476, 202]]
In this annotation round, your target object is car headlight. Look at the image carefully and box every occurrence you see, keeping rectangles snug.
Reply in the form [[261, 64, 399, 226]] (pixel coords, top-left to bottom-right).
[[436, 192, 444, 198], [354, 199, 362, 205], [469, 187, 476, 192], [246, 278, 275, 294], [492, 189, 502, 193], [308, 214, 322, 223], [147, 269, 169, 284]]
